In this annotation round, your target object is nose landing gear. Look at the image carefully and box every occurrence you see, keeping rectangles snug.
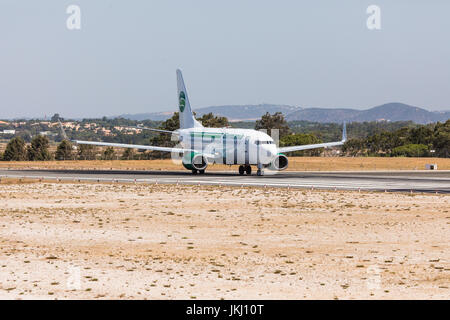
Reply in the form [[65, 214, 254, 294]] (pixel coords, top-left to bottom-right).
[[256, 163, 264, 176]]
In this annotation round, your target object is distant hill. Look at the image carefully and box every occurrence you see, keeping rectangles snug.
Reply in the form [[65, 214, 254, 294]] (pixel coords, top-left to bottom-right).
[[190, 104, 299, 121], [285, 103, 450, 124], [117, 104, 299, 122], [117, 103, 450, 124], [118, 111, 174, 121]]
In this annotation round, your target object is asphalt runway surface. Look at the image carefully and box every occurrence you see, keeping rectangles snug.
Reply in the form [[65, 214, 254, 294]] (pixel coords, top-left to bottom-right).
[[1, 168, 449, 193]]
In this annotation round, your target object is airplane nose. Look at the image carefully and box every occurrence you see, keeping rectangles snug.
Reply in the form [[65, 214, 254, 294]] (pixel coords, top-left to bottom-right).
[[261, 145, 276, 159]]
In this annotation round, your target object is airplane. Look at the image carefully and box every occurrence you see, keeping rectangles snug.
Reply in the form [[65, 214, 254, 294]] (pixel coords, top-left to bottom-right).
[[70, 69, 347, 176]]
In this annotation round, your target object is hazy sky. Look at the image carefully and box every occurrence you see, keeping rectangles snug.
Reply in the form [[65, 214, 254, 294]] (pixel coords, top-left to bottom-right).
[[1, 0, 449, 118]]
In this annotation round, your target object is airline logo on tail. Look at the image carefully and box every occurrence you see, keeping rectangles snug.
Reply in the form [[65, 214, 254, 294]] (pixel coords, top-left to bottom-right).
[[179, 91, 186, 112]]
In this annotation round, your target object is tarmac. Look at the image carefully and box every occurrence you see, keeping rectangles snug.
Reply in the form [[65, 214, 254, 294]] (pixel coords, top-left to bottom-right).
[[1, 169, 449, 193]]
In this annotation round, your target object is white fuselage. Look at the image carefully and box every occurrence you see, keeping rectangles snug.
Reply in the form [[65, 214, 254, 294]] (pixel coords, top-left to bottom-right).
[[176, 127, 278, 165]]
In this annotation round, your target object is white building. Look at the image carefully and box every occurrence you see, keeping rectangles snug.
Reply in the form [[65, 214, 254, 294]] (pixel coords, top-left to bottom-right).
[[39, 131, 56, 136], [1, 129, 15, 134]]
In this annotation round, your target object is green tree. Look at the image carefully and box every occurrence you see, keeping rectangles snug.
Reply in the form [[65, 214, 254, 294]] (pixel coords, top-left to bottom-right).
[[408, 126, 433, 145], [280, 133, 323, 156], [197, 112, 229, 127], [27, 135, 52, 161], [391, 144, 429, 157], [2, 137, 27, 161], [51, 113, 62, 122], [147, 113, 180, 159], [121, 148, 134, 160], [255, 112, 291, 139], [55, 140, 74, 160], [102, 147, 116, 160], [77, 144, 97, 160], [431, 120, 450, 157], [342, 138, 366, 157], [161, 112, 180, 131]]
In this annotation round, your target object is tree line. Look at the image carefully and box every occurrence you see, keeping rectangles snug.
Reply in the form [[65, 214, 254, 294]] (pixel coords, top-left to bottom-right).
[[342, 120, 450, 157], [1, 135, 141, 161], [1, 112, 449, 160]]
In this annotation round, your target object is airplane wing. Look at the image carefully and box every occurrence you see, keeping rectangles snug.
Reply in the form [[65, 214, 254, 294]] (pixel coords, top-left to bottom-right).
[[59, 121, 213, 156], [278, 123, 347, 154], [278, 140, 345, 153], [73, 140, 217, 159], [73, 140, 187, 153]]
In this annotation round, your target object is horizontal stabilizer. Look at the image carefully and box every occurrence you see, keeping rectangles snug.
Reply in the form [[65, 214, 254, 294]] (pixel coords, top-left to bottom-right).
[[127, 126, 178, 135]]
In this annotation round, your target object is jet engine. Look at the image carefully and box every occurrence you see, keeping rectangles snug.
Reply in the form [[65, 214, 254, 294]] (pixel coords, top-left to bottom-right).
[[182, 152, 208, 171], [267, 154, 289, 171]]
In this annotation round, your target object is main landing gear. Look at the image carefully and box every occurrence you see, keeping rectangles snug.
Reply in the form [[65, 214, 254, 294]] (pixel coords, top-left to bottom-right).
[[256, 163, 264, 176], [238, 165, 252, 175]]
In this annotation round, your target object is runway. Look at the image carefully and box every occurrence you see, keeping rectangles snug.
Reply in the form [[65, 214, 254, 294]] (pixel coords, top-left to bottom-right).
[[1, 168, 449, 193]]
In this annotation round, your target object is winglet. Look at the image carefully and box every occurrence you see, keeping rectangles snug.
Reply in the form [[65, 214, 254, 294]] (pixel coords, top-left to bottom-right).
[[342, 122, 347, 142]]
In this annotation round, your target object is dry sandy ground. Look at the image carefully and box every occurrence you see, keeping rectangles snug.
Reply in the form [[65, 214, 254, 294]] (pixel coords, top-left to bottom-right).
[[1, 157, 450, 171], [0, 181, 449, 300]]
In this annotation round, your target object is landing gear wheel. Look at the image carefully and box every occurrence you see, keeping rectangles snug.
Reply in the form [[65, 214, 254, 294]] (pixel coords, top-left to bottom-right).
[[192, 169, 198, 174], [256, 163, 264, 176], [199, 170, 205, 174], [245, 165, 252, 175], [238, 165, 245, 175]]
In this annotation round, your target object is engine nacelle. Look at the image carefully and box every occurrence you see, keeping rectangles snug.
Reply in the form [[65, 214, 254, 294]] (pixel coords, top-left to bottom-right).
[[267, 154, 289, 171], [182, 152, 208, 171]]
